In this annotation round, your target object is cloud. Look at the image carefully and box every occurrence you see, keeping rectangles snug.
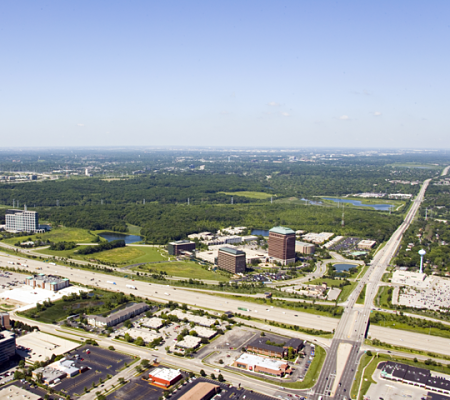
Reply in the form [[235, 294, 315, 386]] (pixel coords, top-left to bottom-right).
[[281, 112, 290, 117], [374, 111, 382, 116], [267, 101, 280, 107], [339, 115, 350, 120], [77, 123, 84, 127]]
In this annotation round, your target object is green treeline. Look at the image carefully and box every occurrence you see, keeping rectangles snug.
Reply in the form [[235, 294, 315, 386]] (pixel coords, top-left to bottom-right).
[[77, 239, 125, 255], [49, 241, 77, 251]]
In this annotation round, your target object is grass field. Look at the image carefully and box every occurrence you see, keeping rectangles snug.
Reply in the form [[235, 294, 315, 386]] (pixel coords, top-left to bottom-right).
[[37, 244, 168, 265], [374, 286, 392, 308], [132, 261, 230, 281], [126, 223, 141, 235], [308, 277, 357, 303], [357, 284, 366, 304], [351, 354, 377, 400], [219, 191, 274, 199], [3, 227, 98, 245]]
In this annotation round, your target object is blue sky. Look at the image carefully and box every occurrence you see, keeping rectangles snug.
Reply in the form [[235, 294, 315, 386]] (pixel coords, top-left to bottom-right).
[[1, 1, 449, 148]]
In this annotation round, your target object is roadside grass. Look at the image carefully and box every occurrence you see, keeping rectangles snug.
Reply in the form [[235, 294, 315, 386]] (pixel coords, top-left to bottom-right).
[[133, 261, 230, 281], [219, 191, 274, 199], [308, 278, 357, 303], [351, 353, 375, 399], [374, 286, 392, 308], [3, 227, 98, 245], [357, 285, 366, 304], [370, 311, 450, 339], [337, 282, 358, 302], [365, 339, 450, 361], [210, 293, 344, 318], [355, 264, 370, 280], [381, 271, 392, 283]]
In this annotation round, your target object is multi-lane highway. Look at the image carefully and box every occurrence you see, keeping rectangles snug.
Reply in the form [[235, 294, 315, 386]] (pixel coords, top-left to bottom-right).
[[312, 178, 430, 399]]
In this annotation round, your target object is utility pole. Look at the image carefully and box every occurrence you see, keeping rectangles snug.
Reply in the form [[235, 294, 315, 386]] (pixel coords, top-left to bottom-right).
[[341, 205, 345, 227], [231, 197, 234, 205], [143, 199, 145, 205], [425, 208, 428, 220], [56, 200, 59, 207], [187, 198, 190, 205]]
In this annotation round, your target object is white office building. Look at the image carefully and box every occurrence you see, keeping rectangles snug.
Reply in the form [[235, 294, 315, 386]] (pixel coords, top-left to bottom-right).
[[5, 209, 40, 233]]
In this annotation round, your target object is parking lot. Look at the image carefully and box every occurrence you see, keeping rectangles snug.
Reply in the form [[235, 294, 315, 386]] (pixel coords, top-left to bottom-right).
[[106, 369, 165, 400], [56, 345, 134, 397]]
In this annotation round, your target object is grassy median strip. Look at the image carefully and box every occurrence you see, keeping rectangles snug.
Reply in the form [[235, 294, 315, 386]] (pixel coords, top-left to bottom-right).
[[356, 284, 366, 304], [351, 353, 376, 400]]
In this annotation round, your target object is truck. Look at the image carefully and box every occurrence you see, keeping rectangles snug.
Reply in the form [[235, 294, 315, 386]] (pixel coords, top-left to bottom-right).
[[107, 281, 116, 285], [126, 284, 137, 290], [238, 307, 249, 312]]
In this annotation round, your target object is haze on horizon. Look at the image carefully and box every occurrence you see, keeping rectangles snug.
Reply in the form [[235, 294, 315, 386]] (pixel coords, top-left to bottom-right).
[[1, 1, 449, 149]]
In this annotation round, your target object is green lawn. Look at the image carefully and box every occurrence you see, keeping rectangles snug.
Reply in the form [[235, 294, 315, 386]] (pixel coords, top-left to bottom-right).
[[126, 223, 141, 235], [219, 191, 274, 199], [132, 261, 230, 281], [351, 354, 377, 400], [37, 244, 167, 265], [374, 286, 392, 308], [308, 277, 357, 302], [357, 284, 366, 304], [3, 227, 99, 245]]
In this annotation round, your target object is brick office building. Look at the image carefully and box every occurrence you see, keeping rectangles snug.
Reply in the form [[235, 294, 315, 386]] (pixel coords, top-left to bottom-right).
[[268, 226, 296, 265], [168, 240, 196, 256], [217, 247, 246, 273]]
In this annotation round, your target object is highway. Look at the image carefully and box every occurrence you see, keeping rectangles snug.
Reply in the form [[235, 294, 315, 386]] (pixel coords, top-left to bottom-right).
[[312, 178, 431, 399]]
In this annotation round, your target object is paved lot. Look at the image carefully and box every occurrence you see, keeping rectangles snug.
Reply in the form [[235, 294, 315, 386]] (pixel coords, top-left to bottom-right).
[[57, 345, 134, 397], [106, 370, 164, 400]]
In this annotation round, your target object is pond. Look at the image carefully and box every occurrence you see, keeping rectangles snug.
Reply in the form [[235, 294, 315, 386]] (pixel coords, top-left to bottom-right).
[[334, 263, 358, 272], [251, 229, 270, 237], [98, 232, 143, 244], [323, 197, 393, 211]]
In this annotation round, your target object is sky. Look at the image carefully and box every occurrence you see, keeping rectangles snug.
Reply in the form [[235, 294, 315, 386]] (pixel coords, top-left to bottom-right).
[[1, 1, 449, 148]]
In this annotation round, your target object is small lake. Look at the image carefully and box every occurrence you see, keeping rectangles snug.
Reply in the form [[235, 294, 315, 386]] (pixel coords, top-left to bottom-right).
[[334, 263, 358, 272], [251, 229, 270, 237], [99, 232, 143, 244], [323, 197, 393, 211]]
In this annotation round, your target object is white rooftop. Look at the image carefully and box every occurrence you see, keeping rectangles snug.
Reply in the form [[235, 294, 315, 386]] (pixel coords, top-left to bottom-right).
[[236, 353, 287, 371], [150, 367, 181, 382], [0, 385, 42, 400]]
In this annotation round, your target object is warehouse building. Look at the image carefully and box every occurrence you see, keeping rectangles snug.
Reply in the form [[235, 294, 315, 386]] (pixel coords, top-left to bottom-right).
[[26, 274, 70, 292], [268, 227, 296, 265], [87, 302, 149, 327], [168, 240, 196, 256], [148, 367, 182, 388], [217, 247, 246, 273]]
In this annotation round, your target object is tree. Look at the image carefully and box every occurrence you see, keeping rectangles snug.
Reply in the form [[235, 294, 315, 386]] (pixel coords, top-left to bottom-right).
[[366, 350, 373, 357], [141, 359, 150, 368], [108, 346, 115, 351], [218, 374, 225, 382], [135, 365, 143, 373], [210, 373, 216, 380], [118, 377, 126, 385], [135, 336, 145, 346], [200, 369, 206, 377]]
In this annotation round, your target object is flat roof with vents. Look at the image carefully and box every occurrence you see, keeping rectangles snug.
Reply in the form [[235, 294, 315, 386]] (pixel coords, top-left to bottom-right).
[[269, 226, 295, 235]]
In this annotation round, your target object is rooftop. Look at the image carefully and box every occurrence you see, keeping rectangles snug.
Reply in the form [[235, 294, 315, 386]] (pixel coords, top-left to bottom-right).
[[178, 382, 219, 400], [150, 367, 182, 382], [0, 385, 41, 400], [219, 247, 246, 256], [236, 353, 288, 371], [269, 226, 295, 235]]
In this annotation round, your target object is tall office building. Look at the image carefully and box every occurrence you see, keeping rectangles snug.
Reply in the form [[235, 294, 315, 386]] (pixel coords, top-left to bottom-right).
[[0, 331, 16, 366], [0, 313, 11, 330], [217, 247, 246, 274], [5, 209, 39, 232], [268, 226, 296, 265]]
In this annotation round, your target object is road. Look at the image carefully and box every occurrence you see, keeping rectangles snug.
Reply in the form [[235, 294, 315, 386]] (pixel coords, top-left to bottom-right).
[[312, 178, 431, 399], [441, 165, 450, 176]]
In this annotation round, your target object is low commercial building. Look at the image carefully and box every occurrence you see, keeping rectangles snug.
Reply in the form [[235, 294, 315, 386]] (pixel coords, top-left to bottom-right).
[[301, 232, 334, 244], [178, 382, 220, 400], [295, 241, 315, 254], [141, 317, 164, 329], [0, 330, 16, 366], [168, 240, 196, 256], [194, 327, 217, 339], [357, 239, 376, 250], [381, 361, 450, 395], [169, 310, 215, 327], [0, 385, 42, 400], [87, 302, 149, 327], [284, 338, 305, 354], [26, 274, 70, 292], [246, 338, 287, 358], [233, 353, 291, 377], [122, 328, 162, 343], [49, 358, 81, 377], [217, 247, 246, 273], [176, 335, 202, 349], [148, 367, 182, 388], [33, 366, 66, 384]]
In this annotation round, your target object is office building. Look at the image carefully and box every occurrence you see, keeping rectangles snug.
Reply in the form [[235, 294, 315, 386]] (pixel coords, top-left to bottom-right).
[[168, 240, 196, 256], [268, 227, 296, 265], [0, 330, 16, 366], [295, 241, 315, 254], [217, 247, 246, 273], [87, 302, 149, 327], [0, 313, 11, 330], [5, 209, 40, 233], [26, 274, 70, 292]]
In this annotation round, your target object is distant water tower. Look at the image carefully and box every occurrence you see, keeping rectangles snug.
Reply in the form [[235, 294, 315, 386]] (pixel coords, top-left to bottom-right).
[[418, 249, 426, 273]]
